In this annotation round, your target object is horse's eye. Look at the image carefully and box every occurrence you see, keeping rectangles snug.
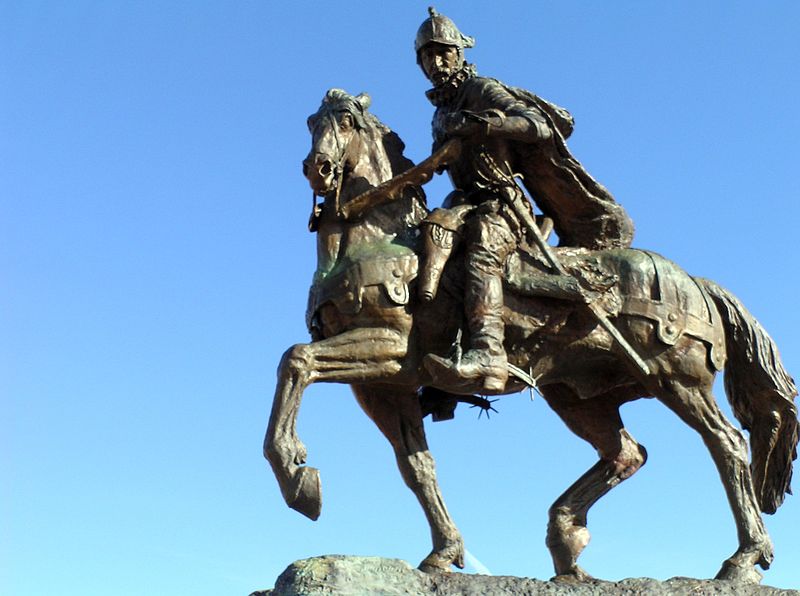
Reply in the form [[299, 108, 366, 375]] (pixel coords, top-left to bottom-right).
[[339, 113, 354, 130]]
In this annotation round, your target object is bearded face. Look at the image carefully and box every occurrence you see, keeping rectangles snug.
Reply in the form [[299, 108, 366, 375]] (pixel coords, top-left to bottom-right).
[[419, 43, 464, 87]]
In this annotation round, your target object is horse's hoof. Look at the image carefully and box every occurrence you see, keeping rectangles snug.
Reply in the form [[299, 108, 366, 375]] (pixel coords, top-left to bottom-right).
[[715, 560, 763, 584], [417, 560, 450, 574], [551, 566, 594, 583], [287, 466, 322, 521], [757, 540, 775, 569], [418, 538, 465, 573]]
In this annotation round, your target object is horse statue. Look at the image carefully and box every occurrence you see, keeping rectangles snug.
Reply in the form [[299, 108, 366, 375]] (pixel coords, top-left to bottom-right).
[[264, 88, 798, 584]]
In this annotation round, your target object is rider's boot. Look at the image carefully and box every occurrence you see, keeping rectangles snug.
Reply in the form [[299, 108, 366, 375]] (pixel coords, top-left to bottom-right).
[[425, 270, 508, 393]]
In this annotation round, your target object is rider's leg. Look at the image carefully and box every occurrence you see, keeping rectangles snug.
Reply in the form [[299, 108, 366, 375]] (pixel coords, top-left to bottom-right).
[[426, 212, 515, 393]]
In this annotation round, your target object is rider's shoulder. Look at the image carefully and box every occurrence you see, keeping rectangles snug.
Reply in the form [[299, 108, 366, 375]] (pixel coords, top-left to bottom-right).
[[463, 75, 503, 92], [465, 76, 529, 104]]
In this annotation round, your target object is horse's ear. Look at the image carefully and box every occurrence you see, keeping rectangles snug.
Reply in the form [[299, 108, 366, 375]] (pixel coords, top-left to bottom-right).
[[355, 93, 371, 112]]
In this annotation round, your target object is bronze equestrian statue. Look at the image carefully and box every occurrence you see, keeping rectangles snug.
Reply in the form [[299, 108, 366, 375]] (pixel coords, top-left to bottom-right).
[[264, 9, 797, 586]]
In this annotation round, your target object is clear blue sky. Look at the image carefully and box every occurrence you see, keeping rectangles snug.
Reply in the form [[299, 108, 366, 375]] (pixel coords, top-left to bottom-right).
[[3, 2, 799, 594]]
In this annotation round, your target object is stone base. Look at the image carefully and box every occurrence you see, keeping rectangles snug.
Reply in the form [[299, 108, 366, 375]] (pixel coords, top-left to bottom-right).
[[252, 555, 797, 595]]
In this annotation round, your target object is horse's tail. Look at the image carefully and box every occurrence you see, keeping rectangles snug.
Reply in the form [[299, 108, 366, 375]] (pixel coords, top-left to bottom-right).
[[696, 277, 798, 514]]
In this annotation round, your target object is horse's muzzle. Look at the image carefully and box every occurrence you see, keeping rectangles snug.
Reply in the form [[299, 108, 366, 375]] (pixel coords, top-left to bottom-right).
[[303, 153, 337, 195]]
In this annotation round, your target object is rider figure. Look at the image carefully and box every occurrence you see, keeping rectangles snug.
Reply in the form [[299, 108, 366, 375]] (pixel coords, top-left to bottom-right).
[[416, 8, 635, 393]]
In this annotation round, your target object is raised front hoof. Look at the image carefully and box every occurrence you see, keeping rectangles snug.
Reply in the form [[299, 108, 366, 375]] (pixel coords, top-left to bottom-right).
[[287, 466, 322, 521], [715, 560, 763, 584], [417, 538, 465, 573]]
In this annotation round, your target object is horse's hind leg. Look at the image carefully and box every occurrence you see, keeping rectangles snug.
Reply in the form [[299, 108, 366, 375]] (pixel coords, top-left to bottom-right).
[[354, 385, 464, 573], [264, 327, 407, 521], [656, 373, 772, 584], [540, 385, 647, 581]]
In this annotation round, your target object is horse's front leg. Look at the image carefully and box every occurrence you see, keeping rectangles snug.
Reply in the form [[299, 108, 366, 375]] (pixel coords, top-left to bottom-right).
[[264, 327, 407, 520]]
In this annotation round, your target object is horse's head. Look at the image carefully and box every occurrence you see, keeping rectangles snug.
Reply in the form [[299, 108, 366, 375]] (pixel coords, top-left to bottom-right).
[[303, 89, 372, 197]]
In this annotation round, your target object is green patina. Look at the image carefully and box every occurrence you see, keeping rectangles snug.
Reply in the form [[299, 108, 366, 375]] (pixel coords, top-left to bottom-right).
[[315, 237, 417, 283]]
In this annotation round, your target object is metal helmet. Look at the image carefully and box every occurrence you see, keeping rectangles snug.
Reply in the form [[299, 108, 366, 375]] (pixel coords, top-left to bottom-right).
[[414, 7, 475, 56]]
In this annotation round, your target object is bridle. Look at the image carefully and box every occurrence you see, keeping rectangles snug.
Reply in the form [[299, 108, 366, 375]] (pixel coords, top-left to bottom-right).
[[326, 109, 347, 217], [309, 107, 353, 226]]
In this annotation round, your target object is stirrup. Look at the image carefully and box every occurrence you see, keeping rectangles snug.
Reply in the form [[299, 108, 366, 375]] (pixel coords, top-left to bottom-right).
[[423, 352, 508, 394]]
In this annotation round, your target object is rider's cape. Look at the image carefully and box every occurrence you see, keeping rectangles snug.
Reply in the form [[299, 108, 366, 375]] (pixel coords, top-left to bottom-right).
[[436, 76, 635, 251]]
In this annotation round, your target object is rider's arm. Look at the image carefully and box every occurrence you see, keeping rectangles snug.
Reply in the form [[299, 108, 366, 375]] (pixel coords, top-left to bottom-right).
[[444, 78, 552, 143], [479, 79, 552, 142]]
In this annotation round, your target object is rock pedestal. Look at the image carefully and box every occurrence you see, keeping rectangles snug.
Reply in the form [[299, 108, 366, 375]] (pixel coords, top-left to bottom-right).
[[252, 555, 797, 595]]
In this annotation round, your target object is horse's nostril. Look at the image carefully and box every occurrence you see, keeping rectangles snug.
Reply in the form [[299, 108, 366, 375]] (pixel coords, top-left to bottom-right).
[[320, 162, 332, 176]]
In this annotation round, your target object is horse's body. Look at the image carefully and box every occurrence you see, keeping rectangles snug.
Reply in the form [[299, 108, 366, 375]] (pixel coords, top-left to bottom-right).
[[265, 89, 798, 583]]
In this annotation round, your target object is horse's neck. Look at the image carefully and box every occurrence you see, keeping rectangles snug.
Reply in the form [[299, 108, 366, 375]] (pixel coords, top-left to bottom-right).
[[315, 130, 422, 279], [340, 133, 393, 203]]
